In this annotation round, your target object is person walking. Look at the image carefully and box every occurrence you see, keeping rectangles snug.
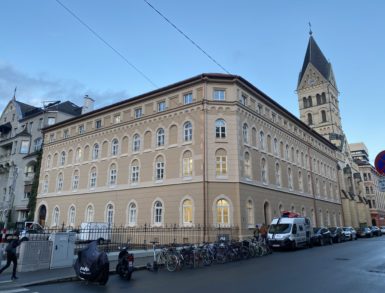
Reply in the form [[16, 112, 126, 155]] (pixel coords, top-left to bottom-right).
[[253, 224, 260, 241], [0, 230, 22, 280], [260, 223, 268, 244]]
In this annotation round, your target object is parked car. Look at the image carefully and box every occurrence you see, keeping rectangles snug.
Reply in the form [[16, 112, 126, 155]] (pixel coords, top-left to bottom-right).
[[311, 227, 333, 246], [370, 226, 382, 237], [342, 227, 357, 241], [19, 222, 50, 241], [380, 226, 385, 235], [329, 227, 344, 243], [358, 227, 373, 238]]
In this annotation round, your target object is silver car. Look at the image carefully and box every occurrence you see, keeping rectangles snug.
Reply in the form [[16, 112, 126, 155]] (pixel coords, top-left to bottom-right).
[[342, 227, 357, 241]]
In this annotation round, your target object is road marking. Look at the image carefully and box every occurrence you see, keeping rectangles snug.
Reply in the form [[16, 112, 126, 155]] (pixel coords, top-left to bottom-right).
[[0, 288, 29, 293]]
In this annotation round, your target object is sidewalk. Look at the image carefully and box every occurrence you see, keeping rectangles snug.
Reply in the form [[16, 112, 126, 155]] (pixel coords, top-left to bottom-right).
[[0, 249, 154, 290]]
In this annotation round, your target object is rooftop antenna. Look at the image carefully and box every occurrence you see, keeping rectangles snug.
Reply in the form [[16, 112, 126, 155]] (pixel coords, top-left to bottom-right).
[[308, 22, 313, 36]]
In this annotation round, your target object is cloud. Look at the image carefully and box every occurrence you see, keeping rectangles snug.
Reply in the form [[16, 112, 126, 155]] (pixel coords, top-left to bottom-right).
[[0, 63, 130, 112]]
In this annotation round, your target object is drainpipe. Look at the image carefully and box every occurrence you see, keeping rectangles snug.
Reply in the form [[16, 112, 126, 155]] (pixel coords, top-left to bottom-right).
[[308, 146, 318, 227], [202, 80, 208, 241]]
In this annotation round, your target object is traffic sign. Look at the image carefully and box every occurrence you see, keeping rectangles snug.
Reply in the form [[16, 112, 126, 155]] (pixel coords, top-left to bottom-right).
[[375, 150, 385, 175]]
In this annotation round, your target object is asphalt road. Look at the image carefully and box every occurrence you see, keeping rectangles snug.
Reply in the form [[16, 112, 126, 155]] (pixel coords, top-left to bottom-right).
[[22, 237, 385, 293]]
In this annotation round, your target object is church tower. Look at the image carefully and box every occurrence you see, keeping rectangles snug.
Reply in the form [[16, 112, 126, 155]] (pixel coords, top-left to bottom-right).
[[297, 32, 345, 150]]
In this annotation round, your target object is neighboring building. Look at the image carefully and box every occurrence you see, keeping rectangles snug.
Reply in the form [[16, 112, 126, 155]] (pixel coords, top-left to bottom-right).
[[36, 73, 342, 236], [296, 33, 371, 228], [0, 95, 82, 225], [350, 142, 385, 226]]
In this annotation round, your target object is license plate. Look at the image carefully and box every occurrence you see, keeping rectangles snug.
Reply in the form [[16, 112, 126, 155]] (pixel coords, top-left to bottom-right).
[[129, 262, 133, 268], [272, 244, 280, 247]]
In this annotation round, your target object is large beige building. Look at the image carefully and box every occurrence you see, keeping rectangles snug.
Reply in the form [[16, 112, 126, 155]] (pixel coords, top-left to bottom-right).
[[296, 33, 371, 227], [35, 73, 343, 238]]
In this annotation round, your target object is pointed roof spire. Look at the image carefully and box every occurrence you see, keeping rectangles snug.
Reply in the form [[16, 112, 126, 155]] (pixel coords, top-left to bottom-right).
[[308, 22, 312, 36], [12, 87, 17, 101], [297, 33, 335, 88]]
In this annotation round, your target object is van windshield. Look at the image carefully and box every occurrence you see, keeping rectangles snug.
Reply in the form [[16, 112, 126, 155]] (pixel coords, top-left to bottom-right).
[[269, 224, 292, 234]]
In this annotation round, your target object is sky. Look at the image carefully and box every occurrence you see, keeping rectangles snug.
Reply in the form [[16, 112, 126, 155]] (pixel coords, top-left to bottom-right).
[[1, 0, 384, 164]]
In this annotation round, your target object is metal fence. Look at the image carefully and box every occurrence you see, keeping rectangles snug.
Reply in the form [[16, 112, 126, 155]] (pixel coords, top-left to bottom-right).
[[21, 224, 240, 252]]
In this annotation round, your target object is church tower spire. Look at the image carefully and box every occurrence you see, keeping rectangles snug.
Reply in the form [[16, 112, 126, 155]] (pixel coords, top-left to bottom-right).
[[297, 34, 345, 150]]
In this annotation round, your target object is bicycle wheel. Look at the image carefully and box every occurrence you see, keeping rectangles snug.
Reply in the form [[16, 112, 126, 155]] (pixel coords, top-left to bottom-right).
[[166, 254, 179, 272]]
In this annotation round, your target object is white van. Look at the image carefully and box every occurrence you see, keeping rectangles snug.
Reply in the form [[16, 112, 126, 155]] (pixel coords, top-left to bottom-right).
[[77, 222, 111, 244], [268, 212, 312, 249]]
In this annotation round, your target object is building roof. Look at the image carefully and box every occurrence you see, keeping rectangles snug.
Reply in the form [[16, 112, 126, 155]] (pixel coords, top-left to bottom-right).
[[20, 100, 82, 121], [298, 36, 336, 88], [15, 100, 39, 117], [43, 73, 338, 151]]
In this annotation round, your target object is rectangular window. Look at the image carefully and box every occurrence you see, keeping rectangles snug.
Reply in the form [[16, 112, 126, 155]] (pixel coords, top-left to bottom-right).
[[20, 140, 30, 154], [134, 108, 142, 119], [114, 114, 121, 124], [47, 117, 56, 126], [95, 119, 102, 129], [183, 93, 193, 105], [38, 118, 43, 130], [72, 175, 79, 190], [213, 90, 225, 101], [78, 124, 85, 134], [28, 122, 33, 133], [63, 129, 69, 138], [156, 162, 164, 180], [216, 156, 227, 176], [49, 134, 55, 143], [157, 101, 166, 112], [240, 95, 247, 105], [183, 158, 193, 177]]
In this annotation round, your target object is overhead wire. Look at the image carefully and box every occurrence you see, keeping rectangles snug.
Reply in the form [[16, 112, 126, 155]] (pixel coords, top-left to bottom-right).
[[55, 0, 158, 88], [142, 0, 231, 74]]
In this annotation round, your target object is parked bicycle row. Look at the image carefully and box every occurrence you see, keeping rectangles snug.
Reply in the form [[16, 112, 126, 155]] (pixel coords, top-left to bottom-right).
[[147, 237, 272, 273]]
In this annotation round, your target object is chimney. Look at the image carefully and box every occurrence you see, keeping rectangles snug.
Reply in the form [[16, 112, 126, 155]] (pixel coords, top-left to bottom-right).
[[82, 95, 94, 114]]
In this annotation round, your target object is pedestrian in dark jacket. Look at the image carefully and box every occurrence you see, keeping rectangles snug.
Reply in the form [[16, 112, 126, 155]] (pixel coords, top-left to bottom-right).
[[0, 231, 22, 280]]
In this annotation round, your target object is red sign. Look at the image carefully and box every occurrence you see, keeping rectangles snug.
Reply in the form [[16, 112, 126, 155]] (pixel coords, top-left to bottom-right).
[[375, 150, 385, 175]]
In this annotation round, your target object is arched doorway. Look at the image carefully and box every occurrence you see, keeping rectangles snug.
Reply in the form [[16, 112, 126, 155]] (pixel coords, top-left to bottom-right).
[[38, 205, 47, 227], [372, 218, 377, 226], [263, 202, 271, 225]]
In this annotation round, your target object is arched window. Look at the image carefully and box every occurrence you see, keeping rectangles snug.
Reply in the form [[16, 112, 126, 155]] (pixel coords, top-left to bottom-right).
[[273, 138, 278, 156], [155, 156, 165, 181], [308, 96, 313, 107], [106, 204, 114, 226], [156, 128, 165, 147], [308, 173, 312, 194], [60, 151, 66, 166], [275, 163, 281, 187], [243, 123, 249, 144], [75, 147, 82, 163], [86, 205, 94, 222], [46, 155, 51, 169], [182, 199, 193, 225], [72, 170, 79, 191], [92, 143, 99, 160], [52, 207, 59, 227], [246, 199, 254, 227], [42, 175, 49, 193], [133, 134, 141, 152], [109, 163, 117, 186], [215, 119, 226, 138], [244, 152, 251, 178], [321, 110, 327, 122], [316, 178, 320, 196], [285, 144, 290, 161], [57, 173, 63, 191], [259, 131, 265, 150], [316, 94, 321, 105], [298, 171, 303, 192], [216, 199, 230, 226], [307, 113, 313, 125], [153, 201, 163, 225], [111, 138, 119, 156], [183, 122, 192, 142], [182, 151, 193, 177], [68, 206, 76, 227], [89, 167, 97, 188], [303, 97, 308, 108], [288, 167, 293, 190], [128, 202, 137, 226], [131, 160, 140, 183], [261, 158, 268, 184], [215, 149, 227, 177]]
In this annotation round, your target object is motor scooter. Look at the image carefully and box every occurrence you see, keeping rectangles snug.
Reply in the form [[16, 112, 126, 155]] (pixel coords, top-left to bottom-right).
[[74, 240, 110, 285], [116, 246, 135, 280]]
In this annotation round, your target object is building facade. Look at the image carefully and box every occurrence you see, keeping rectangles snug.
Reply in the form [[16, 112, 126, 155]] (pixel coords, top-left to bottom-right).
[[35, 74, 342, 238], [350, 143, 385, 226], [296, 33, 371, 227], [0, 96, 81, 225]]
